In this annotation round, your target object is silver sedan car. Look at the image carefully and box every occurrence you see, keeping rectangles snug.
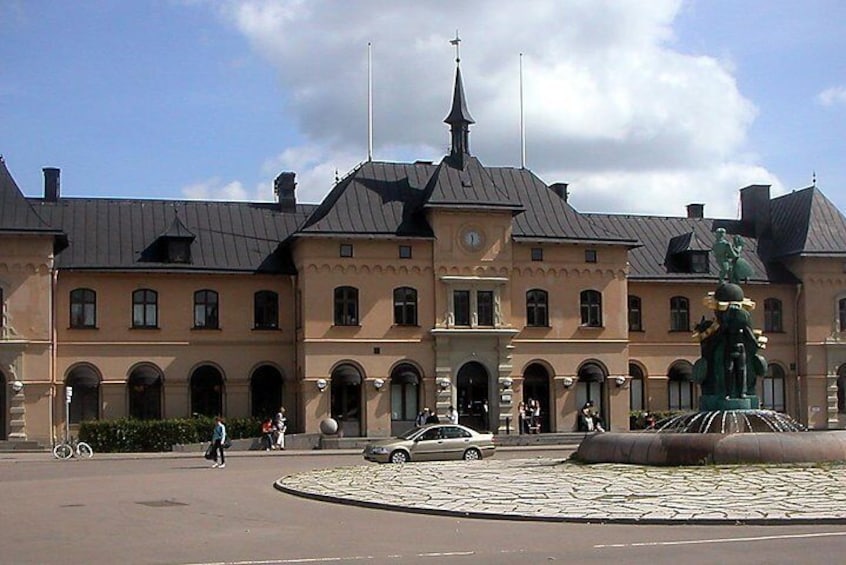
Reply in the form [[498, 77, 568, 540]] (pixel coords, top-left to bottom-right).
[[363, 423, 496, 464]]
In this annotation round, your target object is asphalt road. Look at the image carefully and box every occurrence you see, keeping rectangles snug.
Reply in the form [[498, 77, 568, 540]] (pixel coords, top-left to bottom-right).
[[2, 449, 845, 564]]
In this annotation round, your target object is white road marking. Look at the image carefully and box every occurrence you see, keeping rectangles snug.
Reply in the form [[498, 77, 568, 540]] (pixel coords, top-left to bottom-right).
[[184, 550, 478, 564], [595, 530, 846, 549]]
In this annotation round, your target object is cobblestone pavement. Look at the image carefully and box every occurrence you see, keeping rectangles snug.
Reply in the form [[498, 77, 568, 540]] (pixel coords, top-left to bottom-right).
[[276, 458, 846, 524]]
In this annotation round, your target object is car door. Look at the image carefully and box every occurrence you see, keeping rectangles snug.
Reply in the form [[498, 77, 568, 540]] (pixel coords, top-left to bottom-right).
[[410, 426, 444, 461], [439, 425, 472, 459]]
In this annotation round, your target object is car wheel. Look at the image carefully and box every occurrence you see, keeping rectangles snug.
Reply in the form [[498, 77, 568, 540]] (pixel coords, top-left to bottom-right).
[[389, 450, 409, 464], [463, 448, 482, 461]]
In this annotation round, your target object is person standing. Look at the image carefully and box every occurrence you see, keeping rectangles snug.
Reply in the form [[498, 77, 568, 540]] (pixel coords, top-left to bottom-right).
[[211, 416, 226, 468], [447, 405, 459, 424], [273, 407, 287, 450], [261, 417, 274, 451], [416, 408, 430, 427]]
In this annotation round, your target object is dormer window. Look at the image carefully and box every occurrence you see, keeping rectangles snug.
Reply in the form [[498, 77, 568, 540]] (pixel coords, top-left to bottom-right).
[[168, 239, 191, 263], [665, 232, 710, 274], [690, 251, 709, 273], [152, 212, 195, 264]]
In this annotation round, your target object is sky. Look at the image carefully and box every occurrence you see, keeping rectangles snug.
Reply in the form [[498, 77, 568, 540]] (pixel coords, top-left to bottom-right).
[[1, 0, 845, 219]]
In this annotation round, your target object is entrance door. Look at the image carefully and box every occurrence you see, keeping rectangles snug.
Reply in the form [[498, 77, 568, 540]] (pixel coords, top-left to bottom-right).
[[331, 364, 362, 437], [457, 362, 489, 431], [523, 363, 551, 433]]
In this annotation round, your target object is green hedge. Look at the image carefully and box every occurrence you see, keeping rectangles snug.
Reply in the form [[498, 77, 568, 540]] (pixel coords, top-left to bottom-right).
[[79, 416, 262, 453]]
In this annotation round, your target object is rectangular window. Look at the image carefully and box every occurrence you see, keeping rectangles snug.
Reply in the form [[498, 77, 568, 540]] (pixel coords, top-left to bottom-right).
[[454, 290, 470, 326], [399, 245, 412, 259], [132, 289, 158, 328], [691, 252, 708, 273], [585, 249, 597, 263], [194, 290, 219, 329], [670, 297, 690, 332], [477, 291, 494, 326], [531, 247, 543, 261], [628, 296, 642, 331], [70, 288, 97, 329], [254, 291, 279, 329], [764, 298, 783, 332], [340, 243, 353, 258]]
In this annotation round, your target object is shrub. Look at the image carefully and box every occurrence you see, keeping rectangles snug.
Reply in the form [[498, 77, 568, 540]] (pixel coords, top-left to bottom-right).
[[79, 416, 262, 453]]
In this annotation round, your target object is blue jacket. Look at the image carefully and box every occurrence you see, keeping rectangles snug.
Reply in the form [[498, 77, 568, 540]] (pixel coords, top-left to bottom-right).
[[212, 421, 226, 442]]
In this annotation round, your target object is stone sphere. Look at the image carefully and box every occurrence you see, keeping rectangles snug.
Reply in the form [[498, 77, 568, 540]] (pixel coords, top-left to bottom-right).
[[715, 283, 744, 302], [319, 418, 339, 435]]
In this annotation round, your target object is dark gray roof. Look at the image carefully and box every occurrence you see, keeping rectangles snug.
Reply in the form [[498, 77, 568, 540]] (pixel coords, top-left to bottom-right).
[[299, 161, 435, 237], [32, 198, 315, 273], [582, 213, 786, 283], [0, 159, 61, 235], [766, 186, 846, 259], [423, 156, 523, 212]]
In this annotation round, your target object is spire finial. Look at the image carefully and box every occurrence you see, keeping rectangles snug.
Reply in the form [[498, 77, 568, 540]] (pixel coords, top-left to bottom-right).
[[812, 170, 817, 187], [450, 30, 461, 64]]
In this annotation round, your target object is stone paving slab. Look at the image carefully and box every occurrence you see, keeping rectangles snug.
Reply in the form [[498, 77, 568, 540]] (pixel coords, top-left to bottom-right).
[[275, 458, 846, 524]]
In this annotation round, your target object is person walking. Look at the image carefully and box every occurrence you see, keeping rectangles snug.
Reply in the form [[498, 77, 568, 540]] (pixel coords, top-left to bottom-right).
[[261, 417, 274, 451], [211, 416, 226, 468]]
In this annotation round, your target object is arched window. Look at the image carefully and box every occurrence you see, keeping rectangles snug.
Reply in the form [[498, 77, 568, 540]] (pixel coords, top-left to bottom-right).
[[628, 295, 642, 331], [334, 286, 359, 326], [190, 365, 224, 417], [761, 363, 786, 412], [390, 363, 420, 434], [254, 291, 279, 329], [393, 287, 418, 326], [526, 289, 549, 327], [580, 290, 602, 327], [668, 361, 694, 410], [764, 298, 783, 332], [128, 365, 162, 420], [66, 365, 100, 423], [629, 363, 645, 411], [132, 289, 158, 328], [193, 290, 219, 329], [670, 296, 690, 332], [70, 288, 97, 328]]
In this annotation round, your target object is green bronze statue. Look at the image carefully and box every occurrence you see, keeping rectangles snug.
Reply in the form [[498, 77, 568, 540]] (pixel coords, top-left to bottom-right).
[[693, 232, 767, 411]]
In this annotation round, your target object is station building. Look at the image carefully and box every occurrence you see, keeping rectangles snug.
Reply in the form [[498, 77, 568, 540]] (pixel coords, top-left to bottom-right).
[[3, 62, 846, 446]]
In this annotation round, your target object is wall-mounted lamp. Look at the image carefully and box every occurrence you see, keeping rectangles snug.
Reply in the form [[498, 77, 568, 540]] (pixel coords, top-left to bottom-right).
[[500, 377, 513, 390], [316, 378, 328, 392], [11, 380, 23, 393], [438, 378, 451, 391], [614, 375, 628, 388], [373, 378, 385, 390], [561, 376, 574, 388]]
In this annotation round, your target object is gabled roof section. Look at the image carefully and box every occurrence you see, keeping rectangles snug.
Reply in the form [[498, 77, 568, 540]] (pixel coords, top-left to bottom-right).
[[298, 161, 435, 237], [423, 155, 523, 213], [490, 167, 636, 246], [31, 198, 314, 273], [160, 212, 195, 240], [666, 231, 710, 255], [766, 186, 846, 259], [0, 159, 59, 234]]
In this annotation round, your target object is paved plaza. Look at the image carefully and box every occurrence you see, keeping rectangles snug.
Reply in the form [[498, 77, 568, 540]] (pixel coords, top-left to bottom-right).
[[276, 457, 846, 524]]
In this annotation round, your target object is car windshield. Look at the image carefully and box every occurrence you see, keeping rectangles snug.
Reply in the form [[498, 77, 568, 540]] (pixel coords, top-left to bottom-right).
[[397, 426, 425, 440]]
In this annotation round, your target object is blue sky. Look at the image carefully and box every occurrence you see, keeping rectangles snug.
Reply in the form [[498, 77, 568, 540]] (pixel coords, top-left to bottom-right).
[[1, 0, 844, 218]]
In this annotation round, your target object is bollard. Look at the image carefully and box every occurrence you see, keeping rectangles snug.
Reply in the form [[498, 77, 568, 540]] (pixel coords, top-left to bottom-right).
[[505, 416, 511, 435]]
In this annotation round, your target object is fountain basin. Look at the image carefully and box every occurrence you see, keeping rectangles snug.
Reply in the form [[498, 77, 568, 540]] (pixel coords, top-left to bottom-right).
[[575, 430, 846, 466]]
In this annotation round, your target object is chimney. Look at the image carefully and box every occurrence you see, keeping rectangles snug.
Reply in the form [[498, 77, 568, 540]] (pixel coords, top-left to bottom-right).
[[43, 167, 60, 202], [550, 182, 569, 202], [274, 171, 296, 212], [740, 184, 772, 238], [686, 203, 704, 219]]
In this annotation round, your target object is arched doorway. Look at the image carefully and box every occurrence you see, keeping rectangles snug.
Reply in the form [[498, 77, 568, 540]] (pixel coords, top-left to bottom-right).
[[390, 363, 420, 435], [190, 365, 224, 417], [331, 364, 362, 437], [0, 369, 6, 440], [457, 361, 489, 431], [66, 364, 101, 424], [128, 364, 162, 420], [576, 362, 606, 428], [251, 365, 283, 420], [523, 363, 551, 433]]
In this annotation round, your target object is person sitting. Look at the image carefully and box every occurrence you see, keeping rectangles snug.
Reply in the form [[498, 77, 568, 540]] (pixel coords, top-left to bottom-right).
[[578, 401, 605, 432]]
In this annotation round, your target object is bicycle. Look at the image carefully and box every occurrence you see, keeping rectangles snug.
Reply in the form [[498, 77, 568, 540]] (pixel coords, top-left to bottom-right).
[[53, 437, 94, 460]]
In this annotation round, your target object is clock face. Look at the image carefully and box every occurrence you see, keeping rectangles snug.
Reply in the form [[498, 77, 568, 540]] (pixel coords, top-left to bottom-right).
[[461, 228, 483, 250]]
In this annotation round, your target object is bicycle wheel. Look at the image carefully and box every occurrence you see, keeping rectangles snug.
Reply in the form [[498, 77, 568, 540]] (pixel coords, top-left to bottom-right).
[[53, 443, 73, 460], [76, 442, 94, 458]]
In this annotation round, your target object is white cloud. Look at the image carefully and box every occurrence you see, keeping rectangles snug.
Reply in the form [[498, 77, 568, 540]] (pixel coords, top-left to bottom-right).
[[181, 177, 269, 201], [209, 0, 776, 216], [817, 86, 846, 107]]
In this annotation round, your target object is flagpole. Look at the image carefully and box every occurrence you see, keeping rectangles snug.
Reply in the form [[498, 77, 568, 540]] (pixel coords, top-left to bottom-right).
[[368, 42, 373, 162], [520, 52, 526, 169]]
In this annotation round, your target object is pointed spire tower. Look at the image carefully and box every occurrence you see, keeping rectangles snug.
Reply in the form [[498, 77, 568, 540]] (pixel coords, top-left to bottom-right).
[[444, 32, 474, 169]]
